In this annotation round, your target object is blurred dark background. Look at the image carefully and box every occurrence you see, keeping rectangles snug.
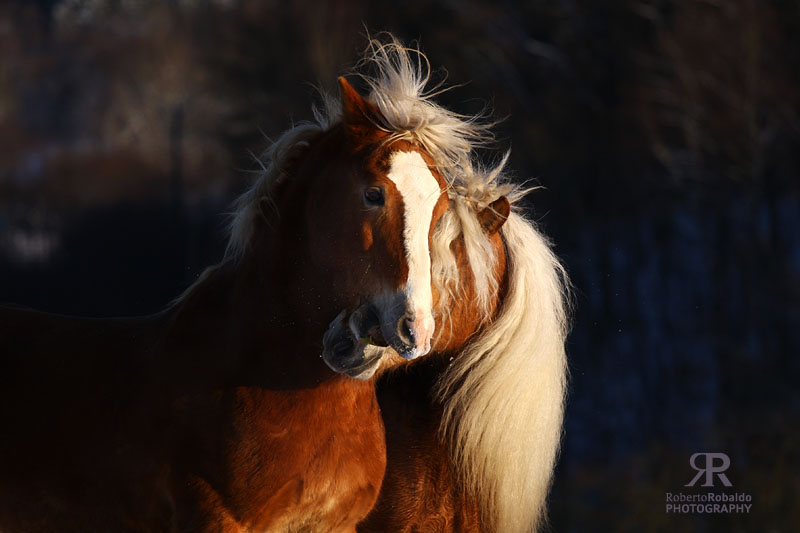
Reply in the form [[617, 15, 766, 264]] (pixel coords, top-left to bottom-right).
[[0, 1, 797, 531]]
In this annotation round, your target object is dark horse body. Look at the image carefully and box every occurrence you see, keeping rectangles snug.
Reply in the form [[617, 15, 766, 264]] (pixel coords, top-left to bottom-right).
[[0, 244, 384, 532]]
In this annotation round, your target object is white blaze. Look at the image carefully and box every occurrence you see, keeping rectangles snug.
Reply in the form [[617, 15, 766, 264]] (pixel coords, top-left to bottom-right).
[[386, 150, 440, 357]]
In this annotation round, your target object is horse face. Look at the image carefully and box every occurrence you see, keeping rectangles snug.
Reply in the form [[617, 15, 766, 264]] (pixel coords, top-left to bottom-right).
[[315, 79, 449, 378]]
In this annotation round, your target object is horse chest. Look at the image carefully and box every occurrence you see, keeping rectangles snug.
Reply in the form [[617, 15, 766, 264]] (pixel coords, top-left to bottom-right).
[[183, 383, 386, 532]]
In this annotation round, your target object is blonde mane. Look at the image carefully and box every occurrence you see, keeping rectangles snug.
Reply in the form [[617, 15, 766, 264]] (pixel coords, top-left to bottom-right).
[[225, 35, 569, 532], [436, 213, 570, 532]]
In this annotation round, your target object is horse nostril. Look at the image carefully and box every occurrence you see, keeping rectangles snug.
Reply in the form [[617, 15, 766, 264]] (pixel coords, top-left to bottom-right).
[[396, 315, 416, 347]]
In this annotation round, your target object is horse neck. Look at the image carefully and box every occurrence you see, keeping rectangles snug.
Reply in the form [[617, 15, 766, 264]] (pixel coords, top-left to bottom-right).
[[429, 230, 508, 358], [164, 250, 340, 389]]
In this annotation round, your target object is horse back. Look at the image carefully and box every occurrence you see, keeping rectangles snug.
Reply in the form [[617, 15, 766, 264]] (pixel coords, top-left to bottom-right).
[[0, 305, 165, 389]]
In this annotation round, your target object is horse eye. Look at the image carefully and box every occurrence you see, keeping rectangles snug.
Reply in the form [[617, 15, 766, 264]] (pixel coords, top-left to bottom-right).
[[363, 186, 385, 206]]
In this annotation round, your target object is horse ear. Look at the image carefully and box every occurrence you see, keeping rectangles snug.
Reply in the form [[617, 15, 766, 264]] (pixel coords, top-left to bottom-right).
[[477, 196, 511, 235], [338, 77, 381, 144]]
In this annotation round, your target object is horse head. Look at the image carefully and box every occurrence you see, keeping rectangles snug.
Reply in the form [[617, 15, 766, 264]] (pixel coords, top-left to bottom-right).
[[259, 78, 451, 378]]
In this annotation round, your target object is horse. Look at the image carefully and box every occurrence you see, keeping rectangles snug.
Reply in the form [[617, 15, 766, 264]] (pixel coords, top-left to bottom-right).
[[0, 46, 509, 531], [349, 40, 571, 532]]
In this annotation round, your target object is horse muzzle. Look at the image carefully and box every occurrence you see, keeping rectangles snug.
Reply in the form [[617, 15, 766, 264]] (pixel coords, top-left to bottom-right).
[[321, 295, 434, 378], [354, 292, 434, 360]]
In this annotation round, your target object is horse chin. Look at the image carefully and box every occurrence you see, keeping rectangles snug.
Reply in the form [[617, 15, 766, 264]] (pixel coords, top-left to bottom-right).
[[342, 345, 386, 380]]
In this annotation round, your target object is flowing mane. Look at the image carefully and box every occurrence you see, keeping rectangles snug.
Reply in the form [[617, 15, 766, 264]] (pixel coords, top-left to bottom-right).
[[436, 212, 569, 531], [226, 36, 569, 532]]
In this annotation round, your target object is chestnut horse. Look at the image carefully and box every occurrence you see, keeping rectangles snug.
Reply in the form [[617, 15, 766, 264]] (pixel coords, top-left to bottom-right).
[[350, 40, 570, 532], [0, 60, 502, 530]]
